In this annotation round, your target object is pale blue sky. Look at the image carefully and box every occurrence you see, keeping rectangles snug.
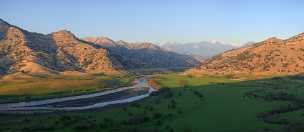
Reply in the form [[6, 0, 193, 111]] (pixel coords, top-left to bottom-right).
[[1, 0, 304, 45]]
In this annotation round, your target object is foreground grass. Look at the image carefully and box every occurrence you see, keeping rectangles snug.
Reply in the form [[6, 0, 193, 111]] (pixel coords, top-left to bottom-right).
[[0, 73, 303, 132], [0, 73, 135, 103]]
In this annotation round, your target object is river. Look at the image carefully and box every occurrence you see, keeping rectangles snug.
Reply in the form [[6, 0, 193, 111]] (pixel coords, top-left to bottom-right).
[[0, 76, 156, 113]]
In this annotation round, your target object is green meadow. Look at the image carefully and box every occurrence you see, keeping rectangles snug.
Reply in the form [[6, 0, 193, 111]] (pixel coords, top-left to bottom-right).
[[0, 73, 135, 103], [0, 73, 304, 132]]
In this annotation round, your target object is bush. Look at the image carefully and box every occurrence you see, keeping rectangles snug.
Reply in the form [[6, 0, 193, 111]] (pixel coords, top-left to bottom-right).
[[193, 91, 204, 99], [153, 112, 163, 119]]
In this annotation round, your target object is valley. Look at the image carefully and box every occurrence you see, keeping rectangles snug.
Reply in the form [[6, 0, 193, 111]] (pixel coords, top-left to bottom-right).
[[0, 73, 304, 132], [0, 76, 154, 113], [1, 2, 304, 131], [0, 73, 134, 104]]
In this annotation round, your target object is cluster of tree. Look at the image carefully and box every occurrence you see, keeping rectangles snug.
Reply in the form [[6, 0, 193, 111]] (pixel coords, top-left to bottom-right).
[[148, 79, 161, 91]]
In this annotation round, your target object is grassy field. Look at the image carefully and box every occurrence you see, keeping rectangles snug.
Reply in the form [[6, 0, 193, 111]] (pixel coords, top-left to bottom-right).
[[0, 73, 304, 132], [0, 73, 135, 103]]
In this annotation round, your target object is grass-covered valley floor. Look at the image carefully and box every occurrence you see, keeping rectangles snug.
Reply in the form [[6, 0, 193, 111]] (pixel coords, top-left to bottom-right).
[[0, 73, 304, 132], [0, 73, 135, 103]]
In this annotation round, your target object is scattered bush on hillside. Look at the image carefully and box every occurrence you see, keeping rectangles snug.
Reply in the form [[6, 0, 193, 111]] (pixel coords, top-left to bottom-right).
[[236, 52, 251, 60], [153, 112, 163, 119]]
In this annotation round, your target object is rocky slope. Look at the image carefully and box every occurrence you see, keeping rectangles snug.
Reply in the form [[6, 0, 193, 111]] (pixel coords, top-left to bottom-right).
[[0, 18, 198, 76], [0, 19, 120, 75], [83, 37, 200, 69], [191, 33, 304, 75]]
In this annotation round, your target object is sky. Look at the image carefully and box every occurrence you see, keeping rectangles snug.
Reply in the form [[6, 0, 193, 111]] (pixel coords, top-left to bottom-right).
[[1, 0, 304, 46]]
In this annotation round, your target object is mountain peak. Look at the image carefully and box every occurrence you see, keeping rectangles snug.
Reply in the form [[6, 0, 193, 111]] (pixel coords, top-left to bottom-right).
[[84, 36, 115, 43], [0, 18, 10, 26], [0, 18, 11, 31], [291, 32, 304, 39], [264, 37, 282, 42], [96, 36, 112, 40], [259, 37, 283, 45], [130, 42, 161, 50], [51, 30, 75, 38], [116, 40, 129, 45], [0, 19, 13, 40], [54, 29, 72, 34], [295, 32, 304, 37], [50, 30, 79, 46], [286, 32, 304, 43], [82, 36, 116, 47]]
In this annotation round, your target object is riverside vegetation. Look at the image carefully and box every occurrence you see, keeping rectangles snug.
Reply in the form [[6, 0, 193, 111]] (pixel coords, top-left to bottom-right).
[[0, 73, 135, 104]]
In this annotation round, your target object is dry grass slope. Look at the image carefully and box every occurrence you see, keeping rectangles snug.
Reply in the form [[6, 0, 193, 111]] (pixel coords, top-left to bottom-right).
[[190, 33, 304, 76]]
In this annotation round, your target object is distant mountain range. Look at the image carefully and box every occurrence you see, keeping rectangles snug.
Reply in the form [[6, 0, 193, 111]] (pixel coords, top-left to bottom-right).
[[189, 33, 304, 76], [5, 17, 303, 77], [0, 19, 199, 75], [161, 41, 237, 59], [82, 37, 199, 70]]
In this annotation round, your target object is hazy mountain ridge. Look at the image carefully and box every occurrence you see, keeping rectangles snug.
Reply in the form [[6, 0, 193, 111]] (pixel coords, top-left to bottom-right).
[[83, 37, 200, 69], [161, 41, 236, 59]]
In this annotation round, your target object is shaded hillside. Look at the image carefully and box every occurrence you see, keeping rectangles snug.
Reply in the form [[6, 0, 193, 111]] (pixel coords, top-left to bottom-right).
[[191, 33, 304, 75], [83, 37, 200, 69], [0, 19, 120, 75]]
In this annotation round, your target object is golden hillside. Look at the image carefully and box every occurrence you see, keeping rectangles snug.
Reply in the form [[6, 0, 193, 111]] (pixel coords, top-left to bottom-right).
[[191, 33, 304, 76]]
